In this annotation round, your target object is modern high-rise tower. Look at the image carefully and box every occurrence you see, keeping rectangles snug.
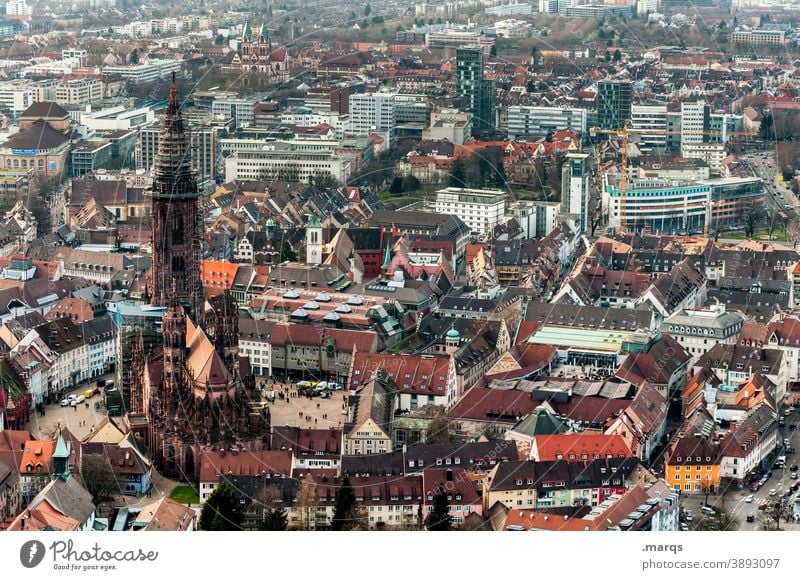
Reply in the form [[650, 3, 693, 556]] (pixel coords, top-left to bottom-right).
[[456, 47, 495, 137], [597, 80, 632, 131]]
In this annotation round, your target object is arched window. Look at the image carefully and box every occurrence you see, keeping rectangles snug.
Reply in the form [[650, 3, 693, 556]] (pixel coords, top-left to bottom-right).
[[172, 256, 185, 272]]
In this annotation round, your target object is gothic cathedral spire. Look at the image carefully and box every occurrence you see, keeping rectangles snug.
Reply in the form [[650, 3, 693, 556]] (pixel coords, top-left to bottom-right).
[[149, 73, 202, 314]]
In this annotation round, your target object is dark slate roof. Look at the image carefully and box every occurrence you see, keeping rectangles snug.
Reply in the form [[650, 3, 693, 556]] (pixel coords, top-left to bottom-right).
[[5, 120, 68, 150], [21, 101, 69, 119]]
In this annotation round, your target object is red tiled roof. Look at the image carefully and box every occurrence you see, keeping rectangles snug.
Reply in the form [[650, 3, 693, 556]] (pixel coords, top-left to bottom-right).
[[198, 450, 292, 483], [349, 352, 451, 396], [447, 386, 537, 422], [532, 434, 632, 462], [270, 323, 379, 353]]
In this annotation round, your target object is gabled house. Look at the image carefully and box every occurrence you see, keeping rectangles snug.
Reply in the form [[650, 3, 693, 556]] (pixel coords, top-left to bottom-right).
[[344, 369, 398, 456]]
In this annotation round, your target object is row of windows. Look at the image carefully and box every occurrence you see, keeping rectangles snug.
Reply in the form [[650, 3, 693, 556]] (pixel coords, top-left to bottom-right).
[[4, 158, 45, 170]]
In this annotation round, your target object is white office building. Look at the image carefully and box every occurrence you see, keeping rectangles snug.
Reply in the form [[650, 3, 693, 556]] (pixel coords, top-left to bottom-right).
[[434, 187, 507, 237], [0, 81, 34, 114], [349, 92, 396, 138], [681, 143, 725, 173], [102, 59, 182, 84], [211, 97, 257, 128], [680, 101, 708, 147], [631, 104, 668, 151], [224, 142, 351, 184], [507, 106, 587, 139], [561, 153, 590, 233]]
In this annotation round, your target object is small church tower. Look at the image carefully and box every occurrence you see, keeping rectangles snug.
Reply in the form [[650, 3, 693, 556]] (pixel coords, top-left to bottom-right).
[[445, 326, 460, 354], [52, 432, 70, 481], [306, 214, 322, 265]]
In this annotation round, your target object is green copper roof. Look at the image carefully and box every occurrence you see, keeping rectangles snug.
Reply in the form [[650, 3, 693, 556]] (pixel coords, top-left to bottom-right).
[[307, 214, 321, 228], [381, 242, 392, 270], [510, 407, 568, 437], [446, 326, 460, 340], [53, 433, 69, 459]]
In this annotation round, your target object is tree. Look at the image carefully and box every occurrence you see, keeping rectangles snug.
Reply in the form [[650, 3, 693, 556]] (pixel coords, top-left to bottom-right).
[[389, 176, 404, 195], [364, 3, 371, 16], [425, 485, 452, 530], [130, 48, 139, 64], [425, 412, 453, 444], [295, 477, 317, 530], [80, 454, 119, 507], [494, 160, 507, 188], [786, 219, 800, 248], [313, 172, 338, 191], [331, 475, 358, 530], [489, 45, 497, 58], [260, 506, 288, 530], [760, 498, 793, 531], [449, 158, 467, 187], [760, 113, 775, 141], [741, 202, 766, 238], [401, 175, 420, 193], [613, 49, 622, 62], [254, 485, 288, 530], [279, 240, 297, 262], [199, 481, 243, 531]]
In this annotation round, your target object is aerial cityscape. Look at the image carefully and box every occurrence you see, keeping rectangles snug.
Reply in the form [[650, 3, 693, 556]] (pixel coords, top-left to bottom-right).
[[0, 0, 800, 534]]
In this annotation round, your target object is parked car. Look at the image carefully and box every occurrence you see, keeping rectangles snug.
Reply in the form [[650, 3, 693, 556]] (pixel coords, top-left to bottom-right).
[[70, 394, 85, 406], [758, 503, 767, 511], [791, 472, 798, 480], [680, 522, 689, 531], [750, 483, 760, 492], [59, 398, 70, 407], [683, 509, 694, 522], [769, 488, 777, 496], [745, 494, 755, 503], [700, 506, 715, 516], [790, 465, 799, 472]]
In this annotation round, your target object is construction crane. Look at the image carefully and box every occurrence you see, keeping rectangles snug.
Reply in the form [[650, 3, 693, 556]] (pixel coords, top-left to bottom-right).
[[589, 124, 758, 235]]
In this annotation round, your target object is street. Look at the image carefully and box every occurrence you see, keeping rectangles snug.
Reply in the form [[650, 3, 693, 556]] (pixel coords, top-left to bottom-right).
[[683, 407, 800, 531]]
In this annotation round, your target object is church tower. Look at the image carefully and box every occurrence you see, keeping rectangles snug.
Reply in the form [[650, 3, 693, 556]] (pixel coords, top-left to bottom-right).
[[149, 74, 202, 314], [162, 286, 187, 399], [306, 214, 323, 265]]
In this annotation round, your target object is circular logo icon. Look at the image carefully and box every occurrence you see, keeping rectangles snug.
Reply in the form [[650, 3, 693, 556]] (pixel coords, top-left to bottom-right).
[[20, 540, 46, 568]]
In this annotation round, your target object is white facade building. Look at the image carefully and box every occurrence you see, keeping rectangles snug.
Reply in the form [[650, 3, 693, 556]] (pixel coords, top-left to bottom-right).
[[562, 153, 590, 233], [224, 144, 351, 184], [434, 187, 507, 237], [631, 104, 668, 151], [349, 92, 396, 138], [507, 106, 587, 139], [102, 59, 182, 84]]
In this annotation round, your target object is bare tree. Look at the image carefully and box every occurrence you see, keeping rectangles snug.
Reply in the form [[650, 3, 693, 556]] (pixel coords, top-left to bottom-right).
[[80, 454, 120, 508], [786, 220, 800, 249], [295, 477, 318, 530]]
